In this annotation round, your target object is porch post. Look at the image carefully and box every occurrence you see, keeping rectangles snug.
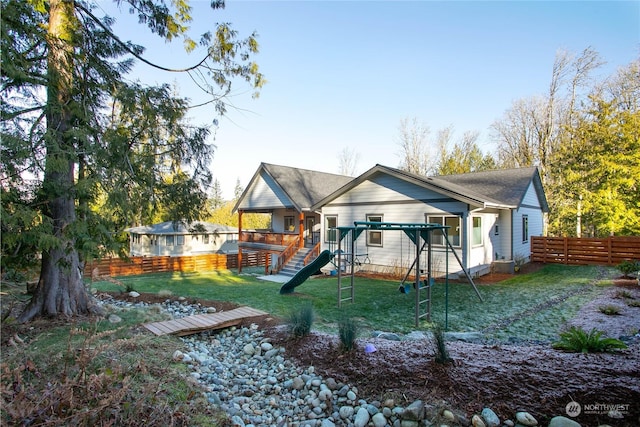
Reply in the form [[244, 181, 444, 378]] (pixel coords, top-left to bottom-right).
[[299, 211, 305, 248], [238, 210, 243, 273]]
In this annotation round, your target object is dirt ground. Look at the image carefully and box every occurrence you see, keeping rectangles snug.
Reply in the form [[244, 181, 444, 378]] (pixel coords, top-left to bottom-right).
[[3, 264, 639, 426]]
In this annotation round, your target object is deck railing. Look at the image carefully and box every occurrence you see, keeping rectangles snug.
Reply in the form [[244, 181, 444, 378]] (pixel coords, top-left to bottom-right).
[[303, 242, 321, 266], [275, 237, 301, 273], [240, 230, 298, 246]]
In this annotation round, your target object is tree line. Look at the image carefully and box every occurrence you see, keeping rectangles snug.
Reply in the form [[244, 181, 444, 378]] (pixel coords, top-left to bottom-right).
[[392, 49, 639, 238]]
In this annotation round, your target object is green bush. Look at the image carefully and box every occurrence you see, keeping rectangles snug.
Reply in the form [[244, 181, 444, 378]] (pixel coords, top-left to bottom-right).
[[617, 260, 640, 278], [287, 303, 314, 337], [599, 305, 622, 315], [431, 323, 452, 364], [552, 326, 627, 353], [338, 315, 358, 352]]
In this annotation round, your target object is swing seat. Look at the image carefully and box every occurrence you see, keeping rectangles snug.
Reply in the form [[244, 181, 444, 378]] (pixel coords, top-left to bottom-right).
[[399, 283, 411, 294]]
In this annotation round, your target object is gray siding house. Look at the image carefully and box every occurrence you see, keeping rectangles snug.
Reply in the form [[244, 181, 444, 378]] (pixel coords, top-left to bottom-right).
[[233, 163, 353, 271], [126, 221, 238, 257], [312, 164, 548, 276], [234, 162, 548, 277]]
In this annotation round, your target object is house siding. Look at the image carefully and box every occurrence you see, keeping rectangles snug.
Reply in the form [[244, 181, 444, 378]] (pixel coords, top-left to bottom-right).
[[237, 172, 291, 210], [513, 182, 544, 260], [321, 175, 468, 275], [130, 232, 238, 256]]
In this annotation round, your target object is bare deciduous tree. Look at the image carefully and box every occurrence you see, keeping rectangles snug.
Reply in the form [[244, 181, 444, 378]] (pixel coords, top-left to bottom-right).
[[396, 117, 434, 176], [337, 147, 360, 176]]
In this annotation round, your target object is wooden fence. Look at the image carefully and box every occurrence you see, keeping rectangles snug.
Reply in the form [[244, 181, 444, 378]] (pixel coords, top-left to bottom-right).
[[85, 252, 264, 278], [530, 236, 640, 266]]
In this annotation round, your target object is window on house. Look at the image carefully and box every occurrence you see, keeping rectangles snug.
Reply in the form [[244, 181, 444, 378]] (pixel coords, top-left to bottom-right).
[[495, 224, 500, 235], [165, 235, 174, 246], [472, 217, 483, 246], [284, 216, 295, 232], [366, 214, 383, 247], [426, 215, 462, 247], [522, 215, 529, 243], [325, 215, 337, 243], [203, 234, 210, 244], [177, 235, 185, 246]]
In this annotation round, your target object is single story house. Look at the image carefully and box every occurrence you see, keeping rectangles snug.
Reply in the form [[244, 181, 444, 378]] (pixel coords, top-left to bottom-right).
[[126, 221, 239, 257], [235, 163, 548, 277]]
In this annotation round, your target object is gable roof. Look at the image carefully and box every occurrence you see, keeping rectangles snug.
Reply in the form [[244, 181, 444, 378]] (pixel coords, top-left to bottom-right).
[[235, 163, 353, 212], [126, 221, 236, 235], [435, 167, 549, 212], [312, 164, 549, 212]]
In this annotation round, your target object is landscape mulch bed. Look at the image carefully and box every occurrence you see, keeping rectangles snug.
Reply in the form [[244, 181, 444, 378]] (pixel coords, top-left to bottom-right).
[[3, 264, 639, 426]]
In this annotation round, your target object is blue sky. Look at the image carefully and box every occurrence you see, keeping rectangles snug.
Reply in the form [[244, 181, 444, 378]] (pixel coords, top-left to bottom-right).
[[98, 1, 639, 199]]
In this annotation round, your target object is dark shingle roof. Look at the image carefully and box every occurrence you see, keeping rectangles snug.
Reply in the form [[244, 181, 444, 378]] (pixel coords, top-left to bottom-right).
[[435, 167, 548, 211], [262, 163, 353, 210], [312, 164, 548, 212], [126, 221, 236, 235]]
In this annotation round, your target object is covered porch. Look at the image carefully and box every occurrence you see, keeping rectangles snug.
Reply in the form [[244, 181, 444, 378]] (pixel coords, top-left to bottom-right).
[[236, 209, 321, 274]]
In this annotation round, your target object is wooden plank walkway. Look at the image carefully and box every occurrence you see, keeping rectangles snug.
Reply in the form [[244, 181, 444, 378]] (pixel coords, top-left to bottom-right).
[[143, 306, 269, 337]]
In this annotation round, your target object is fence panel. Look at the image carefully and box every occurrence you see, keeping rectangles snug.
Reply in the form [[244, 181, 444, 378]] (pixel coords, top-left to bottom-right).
[[531, 236, 640, 266]]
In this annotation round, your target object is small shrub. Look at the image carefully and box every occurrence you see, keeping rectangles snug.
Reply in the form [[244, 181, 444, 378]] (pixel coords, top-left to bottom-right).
[[338, 314, 359, 352], [157, 289, 174, 298], [617, 260, 640, 278], [431, 323, 452, 364], [615, 289, 634, 299], [627, 300, 640, 308], [599, 305, 622, 315], [552, 326, 627, 353], [287, 303, 314, 337]]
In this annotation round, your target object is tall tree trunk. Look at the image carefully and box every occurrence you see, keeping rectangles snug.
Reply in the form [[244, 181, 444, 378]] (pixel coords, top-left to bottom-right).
[[19, 0, 101, 322]]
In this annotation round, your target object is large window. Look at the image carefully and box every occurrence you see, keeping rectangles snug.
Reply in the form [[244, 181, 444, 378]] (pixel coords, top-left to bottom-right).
[[426, 215, 461, 247], [177, 235, 185, 246], [325, 215, 337, 243], [165, 235, 174, 246], [522, 215, 529, 243], [366, 214, 383, 247], [472, 217, 482, 246]]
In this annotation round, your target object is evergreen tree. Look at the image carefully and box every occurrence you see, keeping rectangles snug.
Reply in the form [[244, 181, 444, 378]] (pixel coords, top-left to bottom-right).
[[552, 96, 640, 236], [0, 0, 264, 322]]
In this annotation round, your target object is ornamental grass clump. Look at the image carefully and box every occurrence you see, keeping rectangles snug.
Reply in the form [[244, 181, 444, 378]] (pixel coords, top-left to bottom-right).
[[599, 305, 622, 315], [552, 326, 627, 353], [338, 314, 359, 352], [287, 302, 314, 338], [431, 323, 453, 364]]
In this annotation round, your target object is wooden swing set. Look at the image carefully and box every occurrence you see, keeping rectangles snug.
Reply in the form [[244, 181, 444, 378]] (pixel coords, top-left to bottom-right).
[[331, 221, 483, 328]]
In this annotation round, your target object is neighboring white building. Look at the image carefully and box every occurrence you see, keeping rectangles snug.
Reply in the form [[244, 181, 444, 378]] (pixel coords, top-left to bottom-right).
[[235, 163, 549, 276], [126, 221, 238, 257]]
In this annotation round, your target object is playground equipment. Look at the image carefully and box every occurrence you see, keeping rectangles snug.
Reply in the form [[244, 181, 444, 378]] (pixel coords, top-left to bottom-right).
[[279, 250, 334, 294], [332, 221, 483, 328]]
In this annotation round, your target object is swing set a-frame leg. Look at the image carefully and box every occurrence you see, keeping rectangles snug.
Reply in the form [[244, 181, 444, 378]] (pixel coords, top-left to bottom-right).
[[444, 235, 483, 302]]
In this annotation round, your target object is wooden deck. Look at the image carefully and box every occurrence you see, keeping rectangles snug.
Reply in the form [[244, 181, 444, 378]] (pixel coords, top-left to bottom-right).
[[143, 306, 269, 337]]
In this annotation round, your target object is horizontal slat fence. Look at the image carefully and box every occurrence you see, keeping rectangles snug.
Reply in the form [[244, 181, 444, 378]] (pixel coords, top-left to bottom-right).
[[531, 236, 640, 266], [85, 252, 264, 278]]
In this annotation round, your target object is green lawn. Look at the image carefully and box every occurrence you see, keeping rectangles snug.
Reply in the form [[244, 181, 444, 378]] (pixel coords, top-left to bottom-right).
[[91, 264, 610, 341]]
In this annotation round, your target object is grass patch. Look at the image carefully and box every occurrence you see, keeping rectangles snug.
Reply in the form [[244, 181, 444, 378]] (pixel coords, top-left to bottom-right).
[[1, 307, 228, 426], [91, 264, 609, 340]]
